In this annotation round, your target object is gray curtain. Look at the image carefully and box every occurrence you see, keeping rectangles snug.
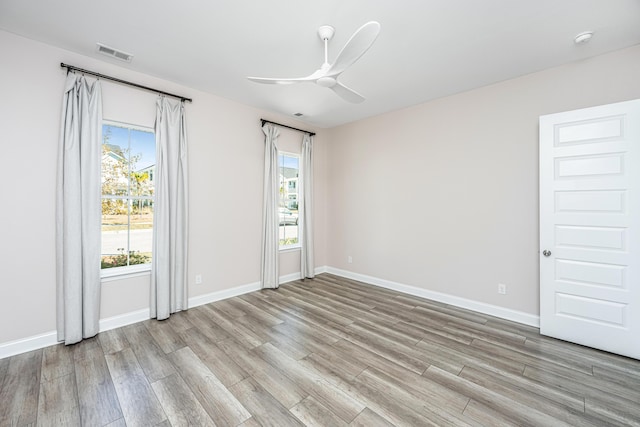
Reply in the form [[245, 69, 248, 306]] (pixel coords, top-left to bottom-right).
[[151, 97, 189, 320], [261, 124, 280, 289], [56, 74, 103, 345], [300, 134, 315, 278]]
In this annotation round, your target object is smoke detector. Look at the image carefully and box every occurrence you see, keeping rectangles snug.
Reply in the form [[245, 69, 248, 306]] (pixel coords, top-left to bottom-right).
[[574, 31, 594, 44], [96, 43, 133, 62]]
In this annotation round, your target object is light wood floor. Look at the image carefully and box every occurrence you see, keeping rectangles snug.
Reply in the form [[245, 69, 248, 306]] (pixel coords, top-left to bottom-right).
[[2, 274, 640, 426]]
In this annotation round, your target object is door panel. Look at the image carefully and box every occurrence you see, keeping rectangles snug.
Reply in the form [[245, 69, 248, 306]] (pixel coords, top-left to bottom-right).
[[555, 190, 625, 213], [555, 153, 624, 178], [555, 258, 626, 288], [555, 293, 625, 326], [555, 116, 624, 144], [555, 225, 625, 250], [540, 99, 640, 359]]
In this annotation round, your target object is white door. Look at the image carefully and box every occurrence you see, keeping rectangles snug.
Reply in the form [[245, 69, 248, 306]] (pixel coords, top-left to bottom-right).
[[540, 99, 640, 359]]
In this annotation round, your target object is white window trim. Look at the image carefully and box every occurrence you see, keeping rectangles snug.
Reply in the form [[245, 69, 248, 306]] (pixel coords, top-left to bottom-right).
[[101, 263, 151, 282], [103, 119, 154, 133], [101, 119, 155, 279], [280, 244, 301, 252]]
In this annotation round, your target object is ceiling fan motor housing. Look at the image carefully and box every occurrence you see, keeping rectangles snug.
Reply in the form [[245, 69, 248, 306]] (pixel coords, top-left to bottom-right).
[[317, 76, 337, 87]]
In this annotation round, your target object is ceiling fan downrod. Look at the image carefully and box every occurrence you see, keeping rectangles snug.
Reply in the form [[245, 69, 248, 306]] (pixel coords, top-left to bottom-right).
[[318, 25, 335, 68]]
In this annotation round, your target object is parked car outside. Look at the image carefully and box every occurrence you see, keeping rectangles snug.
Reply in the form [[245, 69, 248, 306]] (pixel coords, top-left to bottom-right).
[[279, 207, 298, 225]]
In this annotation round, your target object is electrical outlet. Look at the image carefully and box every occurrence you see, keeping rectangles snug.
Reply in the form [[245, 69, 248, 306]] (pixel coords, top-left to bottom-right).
[[348, 256, 353, 264], [195, 274, 202, 285], [498, 283, 507, 295]]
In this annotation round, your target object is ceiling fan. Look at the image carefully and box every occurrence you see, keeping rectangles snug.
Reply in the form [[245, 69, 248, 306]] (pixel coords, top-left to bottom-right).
[[247, 21, 381, 103]]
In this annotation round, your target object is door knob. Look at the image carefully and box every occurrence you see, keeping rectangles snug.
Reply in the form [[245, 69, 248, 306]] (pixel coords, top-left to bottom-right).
[[542, 250, 552, 257]]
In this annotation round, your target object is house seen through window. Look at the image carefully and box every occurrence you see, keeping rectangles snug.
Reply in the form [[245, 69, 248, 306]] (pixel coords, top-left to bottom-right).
[[101, 122, 155, 269], [279, 152, 299, 247]]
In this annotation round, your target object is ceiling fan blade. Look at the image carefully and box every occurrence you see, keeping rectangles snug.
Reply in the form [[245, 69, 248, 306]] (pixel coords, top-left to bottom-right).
[[327, 21, 380, 76], [331, 81, 365, 103], [247, 68, 325, 85], [247, 77, 303, 85]]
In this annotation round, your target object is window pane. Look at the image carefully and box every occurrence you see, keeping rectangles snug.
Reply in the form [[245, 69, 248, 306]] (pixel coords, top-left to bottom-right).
[[279, 153, 299, 247], [279, 222, 299, 246], [101, 122, 155, 270], [101, 199, 129, 269], [130, 129, 156, 197], [129, 199, 153, 266], [102, 125, 129, 196]]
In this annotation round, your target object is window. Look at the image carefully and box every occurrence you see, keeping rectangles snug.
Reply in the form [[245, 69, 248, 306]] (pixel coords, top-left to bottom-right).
[[101, 122, 155, 270], [278, 152, 299, 248]]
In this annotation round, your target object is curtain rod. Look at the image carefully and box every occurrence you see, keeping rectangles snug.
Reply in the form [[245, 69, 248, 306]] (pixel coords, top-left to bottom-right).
[[60, 63, 193, 103], [261, 119, 315, 137]]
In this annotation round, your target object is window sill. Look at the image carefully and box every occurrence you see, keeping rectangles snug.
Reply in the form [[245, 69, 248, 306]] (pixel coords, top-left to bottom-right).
[[101, 264, 151, 282], [279, 245, 301, 253]]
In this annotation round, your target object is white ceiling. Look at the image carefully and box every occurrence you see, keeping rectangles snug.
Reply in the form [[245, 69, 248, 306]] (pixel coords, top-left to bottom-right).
[[1, 0, 639, 128]]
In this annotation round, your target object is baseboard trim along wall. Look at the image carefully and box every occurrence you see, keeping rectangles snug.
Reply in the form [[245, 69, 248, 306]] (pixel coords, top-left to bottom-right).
[[187, 267, 327, 308], [325, 267, 540, 328], [0, 267, 327, 359], [0, 265, 537, 358], [99, 308, 151, 333], [0, 331, 59, 360]]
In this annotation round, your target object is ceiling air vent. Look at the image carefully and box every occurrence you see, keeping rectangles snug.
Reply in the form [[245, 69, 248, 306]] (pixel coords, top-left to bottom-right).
[[96, 43, 133, 62], [293, 112, 304, 117]]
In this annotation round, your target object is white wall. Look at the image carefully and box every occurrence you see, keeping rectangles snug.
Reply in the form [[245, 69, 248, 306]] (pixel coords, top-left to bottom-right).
[[2, 26, 639, 350], [325, 44, 640, 316], [0, 30, 327, 345]]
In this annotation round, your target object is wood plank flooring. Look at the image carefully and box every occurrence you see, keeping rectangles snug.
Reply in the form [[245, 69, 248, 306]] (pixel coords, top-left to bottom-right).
[[2, 273, 640, 426]]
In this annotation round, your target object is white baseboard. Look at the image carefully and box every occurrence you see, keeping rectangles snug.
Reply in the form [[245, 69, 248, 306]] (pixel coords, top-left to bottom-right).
[[188, 266, 327, 308], [188, 281, 262, 308], [325, 267, 540, 328], [0, 331, 59, 359], [280, 272, 302, 285], [99, 308, 151, 332], [0, 288, 262, 359], [3, 264, 534, 359], [0, 267, 330, 359], [314, 265, 328, 275], [0, 309, 153, 359]]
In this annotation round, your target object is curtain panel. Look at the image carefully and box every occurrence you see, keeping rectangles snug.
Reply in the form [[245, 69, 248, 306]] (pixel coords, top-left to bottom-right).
[[261, 124, 280, 289], [300, 133, 315, 278], [151, 97, 189, 320], [56, 74, 103, 344]]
